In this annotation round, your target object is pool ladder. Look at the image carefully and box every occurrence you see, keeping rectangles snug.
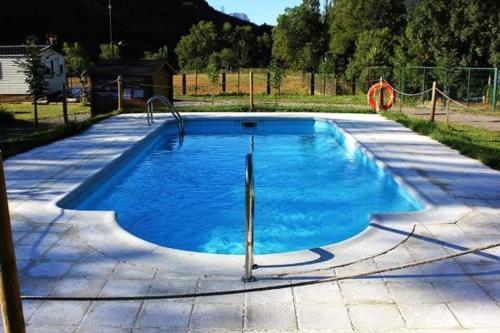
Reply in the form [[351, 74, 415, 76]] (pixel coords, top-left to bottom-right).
[[146, 95, 185, 136], [242, 136, 257, 282]]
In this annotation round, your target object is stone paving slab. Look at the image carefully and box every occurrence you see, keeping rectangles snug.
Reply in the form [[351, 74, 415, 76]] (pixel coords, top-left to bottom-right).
[[2, 113, 500, 332]]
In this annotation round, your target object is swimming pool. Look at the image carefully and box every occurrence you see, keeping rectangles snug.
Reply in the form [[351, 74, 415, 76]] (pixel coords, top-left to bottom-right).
[[62, 118, 422, 255]]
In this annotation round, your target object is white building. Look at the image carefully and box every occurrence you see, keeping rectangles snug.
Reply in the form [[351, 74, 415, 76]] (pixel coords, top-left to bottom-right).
[[0, 45, 66, 98]]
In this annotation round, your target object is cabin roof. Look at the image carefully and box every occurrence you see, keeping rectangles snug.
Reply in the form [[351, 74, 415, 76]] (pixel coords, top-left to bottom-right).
[[91, 60, 175, 77], [0, 45, 55, 56]]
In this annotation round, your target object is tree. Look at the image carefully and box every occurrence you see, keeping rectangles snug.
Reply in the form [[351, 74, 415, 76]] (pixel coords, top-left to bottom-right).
[[345, 28, 395, 86], [63, 42, 89, 96], [143, 45, 168, 60], [255, 33, 273, 67], [233, 26, 255, 68], [217, 23, 255, 69], [491, 36, 500, 67], [219, 48, 235, 69], [14, 36, 48, 128], [303, 0, 321, 13], [434, 48, 461, 93], [175, 21, 218, 71], [206, 53, 221, 104], [63, 42, 89, 79], [272, 3, 323, 71], [318, 55, 336, 94], [328, 0, 406, 74], [405, 0, 500, 67], [99, 43, 122, 60], [269, 59, 285, 105]]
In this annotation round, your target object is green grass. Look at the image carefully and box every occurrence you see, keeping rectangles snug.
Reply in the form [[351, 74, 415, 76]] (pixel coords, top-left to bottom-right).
[[382, 111, 500, 170], [175, 93, 368, 106], [0, 111, 118, 159], [176, 103, 373, 114], [0, 103, 90, 121]]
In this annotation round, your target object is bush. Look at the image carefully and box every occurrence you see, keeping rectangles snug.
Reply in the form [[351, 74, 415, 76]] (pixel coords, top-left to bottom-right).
[[0, 105, 14, 122]]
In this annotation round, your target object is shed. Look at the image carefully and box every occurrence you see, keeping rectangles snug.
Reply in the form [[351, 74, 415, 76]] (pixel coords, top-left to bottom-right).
[[89, 60, 174, 115], [0, 45, 66, 101]]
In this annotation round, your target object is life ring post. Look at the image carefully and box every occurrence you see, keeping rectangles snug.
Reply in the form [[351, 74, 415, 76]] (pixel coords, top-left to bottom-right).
[[376, 76, 384, 112], [367, 80, 395, 112]]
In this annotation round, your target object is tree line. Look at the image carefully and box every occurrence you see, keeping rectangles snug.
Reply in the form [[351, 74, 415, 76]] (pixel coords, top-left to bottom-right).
[[174, 0, 500, 88], [25, 0, 500, 91]]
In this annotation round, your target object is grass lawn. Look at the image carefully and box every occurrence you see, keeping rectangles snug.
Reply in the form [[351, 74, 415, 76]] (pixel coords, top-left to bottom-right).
[[175, 93, 369, 106], [175, 103, 373, 114], [0, 111, 118, 159], [382, 111, 500, 170], [0, 102, 90, 121]]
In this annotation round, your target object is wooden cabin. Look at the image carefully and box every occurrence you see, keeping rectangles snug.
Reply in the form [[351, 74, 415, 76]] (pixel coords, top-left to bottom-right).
[[89, 60, 174, 115]]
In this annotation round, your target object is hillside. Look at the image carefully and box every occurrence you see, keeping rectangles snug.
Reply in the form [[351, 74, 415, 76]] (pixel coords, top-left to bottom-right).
[[0, 0, 269, 65]]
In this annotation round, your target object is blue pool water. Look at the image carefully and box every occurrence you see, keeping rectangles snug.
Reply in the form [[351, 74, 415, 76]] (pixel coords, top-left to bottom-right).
[[63, 119, 422, 254]]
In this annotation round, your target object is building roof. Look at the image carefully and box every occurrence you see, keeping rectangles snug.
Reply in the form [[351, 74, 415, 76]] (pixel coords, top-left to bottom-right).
[[0, 45, 54, 56], [91, 60, 175, 76]]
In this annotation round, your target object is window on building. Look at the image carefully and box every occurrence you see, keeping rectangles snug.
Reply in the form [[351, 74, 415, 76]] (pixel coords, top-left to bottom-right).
[[0, 62, 3, 80], [50, 60, 54, 77], [60, 64, 64, 74]]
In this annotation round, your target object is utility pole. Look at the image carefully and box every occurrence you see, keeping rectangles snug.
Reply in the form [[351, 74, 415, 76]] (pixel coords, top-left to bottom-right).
[[108, 0, 114, 60]]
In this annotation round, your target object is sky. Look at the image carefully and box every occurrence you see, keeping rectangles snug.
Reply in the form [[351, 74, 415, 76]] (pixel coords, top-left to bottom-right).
[[206, 0, 302, 25]]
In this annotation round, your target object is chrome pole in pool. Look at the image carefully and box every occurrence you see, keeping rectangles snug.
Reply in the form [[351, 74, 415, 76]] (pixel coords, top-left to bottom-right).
[[243, 135, 256, 282]]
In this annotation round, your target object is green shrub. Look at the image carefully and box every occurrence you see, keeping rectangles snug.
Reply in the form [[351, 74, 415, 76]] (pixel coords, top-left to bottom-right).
[[0, 105, 14, 121]]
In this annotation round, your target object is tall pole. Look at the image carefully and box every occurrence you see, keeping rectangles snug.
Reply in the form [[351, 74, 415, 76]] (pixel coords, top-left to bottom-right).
[[0, 151, 26, 333], [108, 0, 114, 60]]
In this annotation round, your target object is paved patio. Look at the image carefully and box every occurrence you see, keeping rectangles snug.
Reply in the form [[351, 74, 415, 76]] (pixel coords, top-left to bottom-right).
[[2, 113, 500, 332]]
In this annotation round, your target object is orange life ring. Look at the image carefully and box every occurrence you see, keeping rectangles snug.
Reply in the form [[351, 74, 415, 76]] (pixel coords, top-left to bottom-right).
[[367, 82, 396, 111]]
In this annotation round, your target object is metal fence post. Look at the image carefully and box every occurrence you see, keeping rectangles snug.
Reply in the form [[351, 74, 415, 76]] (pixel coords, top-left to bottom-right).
[[62, 83, 68, 124], [422, 67, 426, 105], [401, 68, 406, 105], [0, 151, 26, 333], [492, 67, 498, 112], [466, 68, 471, 107]]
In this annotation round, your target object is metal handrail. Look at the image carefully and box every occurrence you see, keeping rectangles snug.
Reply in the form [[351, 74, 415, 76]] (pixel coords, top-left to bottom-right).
[[146, 95, 185, 136], [242, 136, 256, 282]]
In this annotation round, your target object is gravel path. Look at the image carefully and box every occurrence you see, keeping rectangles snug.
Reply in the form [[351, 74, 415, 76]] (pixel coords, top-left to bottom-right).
[[401, 106, 500, 131]]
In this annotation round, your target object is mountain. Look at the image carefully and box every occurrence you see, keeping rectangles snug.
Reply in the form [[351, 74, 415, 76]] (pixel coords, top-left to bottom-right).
[[229, 13, 251, 22], [0, 0, 269, 65]]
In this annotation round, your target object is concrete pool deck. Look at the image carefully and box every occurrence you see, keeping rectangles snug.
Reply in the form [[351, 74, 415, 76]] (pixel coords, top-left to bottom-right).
[[2, 112, 500, 332]]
